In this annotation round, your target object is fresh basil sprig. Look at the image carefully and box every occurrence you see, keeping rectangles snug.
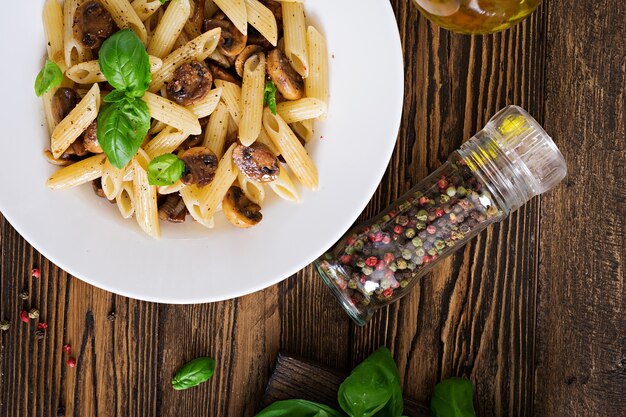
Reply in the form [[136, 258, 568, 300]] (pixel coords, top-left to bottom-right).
[[171, 357, 215, 391], [338, 347, 403, 417], [96, 29, 152, 169], [429, 378, 476, 417], [98, 29, 151, 97], [264, 80, 278, 115], [147, 154, 185, 186], [255, 399, 346, 417], [34, 60, 63, 97]]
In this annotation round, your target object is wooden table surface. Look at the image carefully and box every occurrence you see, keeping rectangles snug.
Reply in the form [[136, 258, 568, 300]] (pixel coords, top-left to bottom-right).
[[1, 1, 624, 416]]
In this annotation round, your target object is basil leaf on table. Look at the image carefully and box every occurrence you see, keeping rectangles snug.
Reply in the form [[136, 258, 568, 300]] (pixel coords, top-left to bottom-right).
[[98, 29, 151, 96], [171, 357, 215, 390], [255, 399, 346, 417], [97, 98, 150, 169], [264, 80, 278, 115], [34, 60, 63, 97], [147, 154, 185, 186], [337, 347, 404, 417], [429, 378, 476, 417]]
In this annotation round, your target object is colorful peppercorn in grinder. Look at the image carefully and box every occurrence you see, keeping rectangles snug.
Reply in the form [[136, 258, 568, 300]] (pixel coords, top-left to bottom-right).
[[315, 106, 566, 325]]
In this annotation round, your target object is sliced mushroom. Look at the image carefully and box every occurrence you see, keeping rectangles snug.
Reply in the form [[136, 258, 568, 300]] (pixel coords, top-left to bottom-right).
[[82, 120, 103, 153], [92, 178, 106, 198], [158, 195, 187, 223], [235, 45, 265, 77], [208, 63, 241, 85], [62, 140, 88, 158], [267, 48, 304, 100], [166, 61, 213, 106], [73, 1, 117, 50], [203, 19, 247, 57], [52, 88, 79, 124], [179, 146, 219, 186], [222, 186, 262, 228], [233, 143, 280, 183]]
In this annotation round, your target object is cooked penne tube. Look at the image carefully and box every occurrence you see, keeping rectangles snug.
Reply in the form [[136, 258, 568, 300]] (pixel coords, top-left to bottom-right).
[[214, 80, 242, 124], [132, 150, 160, 238], [117, 181, 136, 218], [268, 164, 300, 203], [147, 0, 191, 58], [282, 2, 308, 77], [172, 27, 191, 50], [46, 154, 106, 190], [51, 83, 101, 158], [204, 0, 219, 18], [42, 89, 59, 135], [203, 101, 230, 158], [263, 109, 318, 190], [245, 0, 277, 46], [238, 172, 265, 205], [276, 98, 327, 124], [66, 56, 163, 84], [157, 179, 185, 195], [306, 25, 329, 117], [180, 184, 215, 229], [100, 0, 149, 44], [187, 87, 222, 118], [101, 159, 126, 200], [43, 0, 65, 70], [183, 0, 203, 40], [64, 0, 89, 68], [256, 126, 281, 156], [131, 0, 163, 22], [290, 119, 314, 142], [212, 0, 247, 35], [143, 92, 202, 135], [239, 53, 266, 145], [149, 28, 221, 92], [199, 144, 238, 216], [143, 126, 190, 158], [149, 120, 168, 135]]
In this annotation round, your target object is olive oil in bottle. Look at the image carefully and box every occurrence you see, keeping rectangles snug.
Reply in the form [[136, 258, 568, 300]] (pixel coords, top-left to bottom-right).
[[414, 0, 542, 34]]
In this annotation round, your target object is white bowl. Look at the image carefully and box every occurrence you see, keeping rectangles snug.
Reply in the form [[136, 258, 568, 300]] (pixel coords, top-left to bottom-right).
[[0, 0, 404, 303]]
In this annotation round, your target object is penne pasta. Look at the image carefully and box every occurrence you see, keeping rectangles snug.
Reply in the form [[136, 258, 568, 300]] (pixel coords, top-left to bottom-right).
[[101, 159, 126, 200], [245, 0, 277, 46], [43, 0, 65, 70], [214, 80, 242, 125], [180, 184, 215, 229], [143, 91, 202, 135], [276, 98, 327, 124], [64, 0, 89, 68], [239, 53, 266, 146], [66, 56, 163, 84], [187, 87, 222, 118], [183, 0, 203, 40], [42, 89, 59, 135], [132, 150, 160, 238], [268, 164, 300, 203], [143, 126, 190, 158], [238, 172, 265, 205], [263, 109, 318, 190], [256, 126, 281, 156], [306, 25, 329, 116], [282, 2, 308, 77], [149, 28, 221, 92], [100, 0, 149, 44], [46, 154, 106, 190], [203, 101, 230, 158], [199, 144, 238, 217], [147, 0, 191, 58], [290, 119, 314, 142], [51, 83, 101, 158], [117, 181, 136, 218], [212, 0, 247, 35], [204, 0, 219, 18], [158, 179, 185, 195], [131, 0, 163, 22]]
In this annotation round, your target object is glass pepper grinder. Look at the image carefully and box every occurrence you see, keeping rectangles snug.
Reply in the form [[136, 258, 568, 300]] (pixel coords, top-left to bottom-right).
[[315, 106, 566, 325]]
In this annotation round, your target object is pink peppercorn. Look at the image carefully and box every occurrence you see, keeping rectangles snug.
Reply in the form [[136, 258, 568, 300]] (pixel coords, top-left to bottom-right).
[[365, 257, 378, 267], [373, 232, 383, 242], [62, 344, 71, 353], [382, 288, 393, 297], [31, 268, 40, 279], [437, 178, 448, 189], [393, 225, 404, 235], [435, 208, 445, 217], [340, 255, 352, 265], [384, 270, 395, 280], [427, 225, 437, 234], [419, 196, 430, 205], [423, 255, 432, 264], [37, 322, 48, 330], [384, 253, 395, 264], [347, 236, 356, 245], [362, 226, 370, 233], [381, 235, 391, 244], [67, 358, 76, 368], [20, 311, 30, 323], [376, 261, 386, 271], [388, 210, 397, 218]]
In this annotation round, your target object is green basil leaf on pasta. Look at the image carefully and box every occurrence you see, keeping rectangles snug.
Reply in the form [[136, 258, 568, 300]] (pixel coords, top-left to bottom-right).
[[171, 357, 215, 391], [147, 154, 185, 186], [103, 89, 129, 103], [34, 60, 63, 97], [264, 80, 278, 115], [98, 29, 151, 96], [97, 98, 151, 169], [255, 399, 345, 417]]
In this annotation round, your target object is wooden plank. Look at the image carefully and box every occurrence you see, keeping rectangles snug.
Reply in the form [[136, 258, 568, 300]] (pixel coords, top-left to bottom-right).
[[535, 0, 626, 416], [262, 353, 429, 417]]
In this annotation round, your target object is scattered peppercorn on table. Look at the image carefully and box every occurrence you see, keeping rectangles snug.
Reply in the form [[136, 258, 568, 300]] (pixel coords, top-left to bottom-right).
[[0, 1, 624, 416]]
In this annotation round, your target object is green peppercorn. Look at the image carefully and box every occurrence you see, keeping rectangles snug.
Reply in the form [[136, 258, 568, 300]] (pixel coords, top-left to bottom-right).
[[407, 262, 416, 271], [28, 309, 40, 320], [348, 280, 358, 289], [389, 262, 397, 272], [400, 280, 410, 288], [370, 224, 381, 233], [396, 259, 408, 270], [486, 205, 499, 217], [398, 201, 411, 211], [416, 209, 428, 222], [414, 191, 423, 198], [19, 291, 29, 300], [446, 186, 457, 197], [440, 194, 450, 203], [446, 240, 456, 247], [356, 260, 365, 268], [411, 237, 423, 247], [381, 214, 391, 222], [405, 228, 416, 239], [456, 186, 468, 196], [415, 256, 424, 266], [428, 248, 438, 256], [345, 246, 355, 255], [354, 240, 365, 250], [0, 320, 9, 331], [415, 221, 426, 230], [435, 240, 446, 250], [415, 248, 426, 257], [380, 279, 391, 290], [362, 266, 374, 276]]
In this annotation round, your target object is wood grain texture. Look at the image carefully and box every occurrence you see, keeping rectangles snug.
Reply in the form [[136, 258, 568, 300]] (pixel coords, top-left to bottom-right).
[[1, 0, 624, 416]]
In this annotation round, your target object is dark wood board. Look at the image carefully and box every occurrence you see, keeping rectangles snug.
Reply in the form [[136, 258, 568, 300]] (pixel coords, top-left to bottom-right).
[[1, 0, 624, 416]]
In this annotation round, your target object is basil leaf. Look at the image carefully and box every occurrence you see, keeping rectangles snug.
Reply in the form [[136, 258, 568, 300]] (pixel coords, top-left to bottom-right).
[[147, 154, 185, 186], [171, 357, 215, 390], [429, 378, 476, 417], [255, 399, 346, 417], [264, 80, 277, 115], [103, 89, 129, 103], [159, 0, 169, 4], [98, 29, 151, 96], [34, 60, 63, 97], [338, 347, 404, 417], [97, 98, 150, 169]]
